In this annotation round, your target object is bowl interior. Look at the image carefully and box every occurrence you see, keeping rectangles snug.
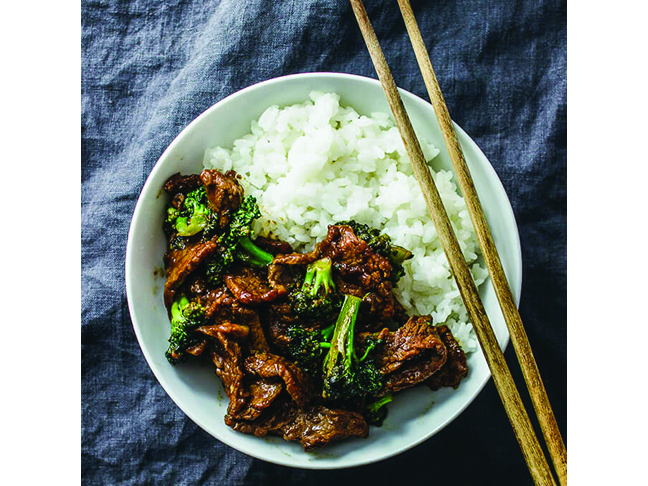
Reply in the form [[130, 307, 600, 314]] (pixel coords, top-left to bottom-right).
[[125, 73, 521, 469]]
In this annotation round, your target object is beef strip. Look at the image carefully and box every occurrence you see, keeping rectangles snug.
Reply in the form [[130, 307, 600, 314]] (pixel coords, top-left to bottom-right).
[[244, 352, 312, 408], [200, 299, 308, 421], [199, 285, 271, 353], [224, 265, 285, 306], [200, 285, 236, 319], [196, 322, 249, 341], [209, 335, 248, 417], [267, 261, 301, 296], [240, 308, 271, 353], [264, 302, 298, 352], [323, 226, 395, 326], [185, 340, 207, 357], [362, 316, 449, 395], [425, 325, 469, 390], [200, 169, 243, 230], [235, 378, 284, 421], [372, 316, 446, 375], [163, 173, 202, 195], [163, 238, 219, 308], [254, 235, 293, 255], [279, 403, 369, 450], [225, 399, 369, 451], [201, 322, 283, 421], [382, 351, 448, 394]]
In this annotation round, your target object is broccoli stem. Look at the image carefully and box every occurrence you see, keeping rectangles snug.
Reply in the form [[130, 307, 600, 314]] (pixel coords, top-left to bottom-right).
[[360, 339, 380, 362], [303, 257, 335, 295], [320, 323, 335, 342], [366, 393, 393, 413], [324, 294, 362, 378], [318, 324, 336, 349], [237, 235, 274, 267], [364, 393, 394, 426], [289, 258, 341, 322], [390, 245, 413, 265], [321, 294, 383, 402]]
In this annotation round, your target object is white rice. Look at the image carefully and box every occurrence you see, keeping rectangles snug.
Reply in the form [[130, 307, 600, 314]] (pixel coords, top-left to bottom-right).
[[203, 91, 487, 352]]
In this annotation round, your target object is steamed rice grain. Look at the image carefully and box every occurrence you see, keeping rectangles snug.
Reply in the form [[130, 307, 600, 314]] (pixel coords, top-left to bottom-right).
[[203, 91, 487, 352]]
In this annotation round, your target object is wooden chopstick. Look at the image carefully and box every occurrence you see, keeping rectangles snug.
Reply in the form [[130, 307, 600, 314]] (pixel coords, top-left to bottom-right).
[[394, 1, 567, 484], [348, 1, 557, 485]]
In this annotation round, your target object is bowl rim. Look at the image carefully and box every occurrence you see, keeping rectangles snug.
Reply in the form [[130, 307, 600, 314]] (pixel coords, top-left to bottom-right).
[[125, 71, 522, 469]]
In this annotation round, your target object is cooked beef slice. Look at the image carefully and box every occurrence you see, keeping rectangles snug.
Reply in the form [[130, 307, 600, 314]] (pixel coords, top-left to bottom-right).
[[163, 239, 219, 308], [209, 337, 248, 417], [254, 235, 293, 255], [163, 173, 202, 195], [279, 403, 369, 450], [244, 352, 312, 408], [185, 340, 208, 357], [224, 265, 284, 306], [198, 285, 270, 353], [425, 325, 469, 390], [372, 316, 446, 375], [225, 400, 369, 451], [196, 286, 276, 417], [264, 302, 297, 352], [235, 378, 284, 421], [196, 322, 250, 341], [382, 350, 448, 394], [360, 316, 450, 394], [200, 169, 243, 230], [201, 323, 283, 421], [267, 261, 300, 296]]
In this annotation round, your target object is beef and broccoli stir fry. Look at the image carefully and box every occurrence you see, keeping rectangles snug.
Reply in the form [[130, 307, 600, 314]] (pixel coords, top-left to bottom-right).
[[161, 168, 468, 450]]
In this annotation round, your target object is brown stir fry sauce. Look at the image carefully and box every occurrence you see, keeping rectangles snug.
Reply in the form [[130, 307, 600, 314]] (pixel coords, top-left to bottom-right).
[[162, 168, 469, 450]]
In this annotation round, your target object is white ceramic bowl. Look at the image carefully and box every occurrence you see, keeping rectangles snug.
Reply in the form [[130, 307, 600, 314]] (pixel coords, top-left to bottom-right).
[[125, 72, 522, 469]]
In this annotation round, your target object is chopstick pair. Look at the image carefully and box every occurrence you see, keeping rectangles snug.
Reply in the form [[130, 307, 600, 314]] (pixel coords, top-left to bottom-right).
[[348, 1, 567, 485]]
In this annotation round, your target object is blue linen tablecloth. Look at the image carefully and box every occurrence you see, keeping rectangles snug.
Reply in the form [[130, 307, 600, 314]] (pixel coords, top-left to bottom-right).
[[81, 0, 566, 484]]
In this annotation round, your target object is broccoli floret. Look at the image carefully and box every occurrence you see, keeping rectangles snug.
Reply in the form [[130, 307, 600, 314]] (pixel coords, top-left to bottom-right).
[[163, 187, 214, 238], [364, 393, 393, 426], [203, 248, 234, 285], [165, 208, 190, 250], [338, 220, 413, 283], [164, 207, 181, 238], [289, 257, 342, 322], [175, 188, 212, 236], [202, 196, 273, 285], [285, 324, 333, 374], [229, 195, 263, 237], [165, 295, 206, 365], [322, 294, 383, 402]]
